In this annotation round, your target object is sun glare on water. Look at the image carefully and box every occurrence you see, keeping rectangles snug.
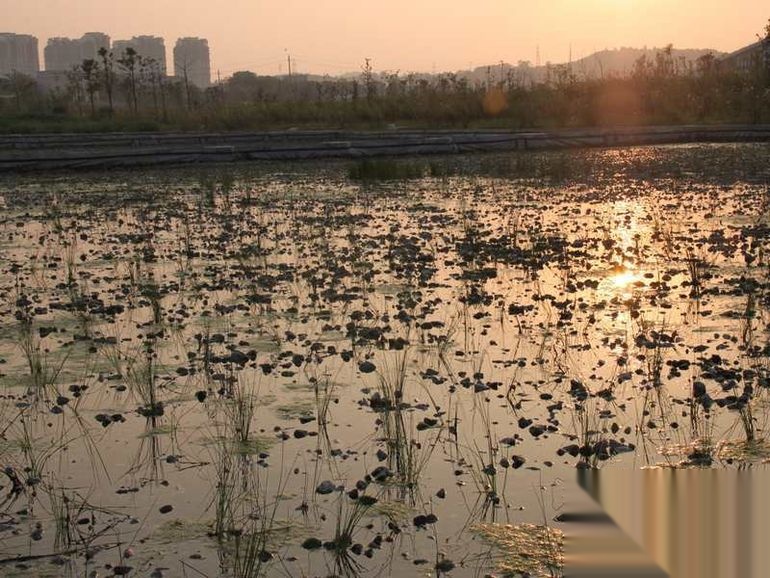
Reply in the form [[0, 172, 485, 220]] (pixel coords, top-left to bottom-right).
[[602, 267, 647, 300], [611, 269, 641, 290]]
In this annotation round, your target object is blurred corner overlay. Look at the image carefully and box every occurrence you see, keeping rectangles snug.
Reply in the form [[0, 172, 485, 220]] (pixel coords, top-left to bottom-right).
[[563, 468, 766, 577]]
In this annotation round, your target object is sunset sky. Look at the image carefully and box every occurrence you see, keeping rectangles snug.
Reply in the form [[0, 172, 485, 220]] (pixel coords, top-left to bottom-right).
[[3, 0, 768, 76]]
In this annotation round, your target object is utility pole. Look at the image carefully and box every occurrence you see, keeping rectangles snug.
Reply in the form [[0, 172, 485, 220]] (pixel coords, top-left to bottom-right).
[[286, 49, 292, 78]]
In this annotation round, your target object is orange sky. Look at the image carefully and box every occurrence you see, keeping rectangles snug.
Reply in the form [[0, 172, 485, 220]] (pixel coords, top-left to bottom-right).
[[2, 0, 767, 75]]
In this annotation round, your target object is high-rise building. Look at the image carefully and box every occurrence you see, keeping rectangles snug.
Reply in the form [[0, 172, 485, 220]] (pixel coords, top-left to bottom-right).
[[44, 33, 110, 71], [45, 38, 79, 71], [113, 36, 166, 74], [174, 37, 211, 88], [0, 33, 39, 76], [79, 32, 110, 61]]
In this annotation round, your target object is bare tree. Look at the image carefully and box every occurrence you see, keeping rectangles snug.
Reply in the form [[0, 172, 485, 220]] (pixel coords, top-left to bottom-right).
[[117, 47, 140, 114], [361, 58, 375, 101], [175, 57, 193, 109], [7, 72, 37, 113], [66, 66, 85, 115], [97, 47, 115, 114], [81, 59, 100, 117]]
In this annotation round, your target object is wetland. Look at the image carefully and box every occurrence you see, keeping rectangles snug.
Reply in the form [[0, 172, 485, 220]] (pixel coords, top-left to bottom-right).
[[1, 143, 770, 577]]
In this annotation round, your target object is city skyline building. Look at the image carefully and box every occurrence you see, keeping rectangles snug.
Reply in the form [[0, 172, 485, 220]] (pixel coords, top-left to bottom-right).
[[113, 35, 167, 74], [0, 33, 40, 76], [174, 37, 211, 88], [44, 32, 110, 71]]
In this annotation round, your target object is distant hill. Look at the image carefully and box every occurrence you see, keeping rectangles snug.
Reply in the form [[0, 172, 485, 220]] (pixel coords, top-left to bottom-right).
[[456, 47, 725, 86], [568, 47, 724, 77], [235, 46, 727, 86]]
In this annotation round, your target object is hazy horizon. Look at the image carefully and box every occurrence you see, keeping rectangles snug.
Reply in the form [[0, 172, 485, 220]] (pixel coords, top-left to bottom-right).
[[3, 0, 768, 76]]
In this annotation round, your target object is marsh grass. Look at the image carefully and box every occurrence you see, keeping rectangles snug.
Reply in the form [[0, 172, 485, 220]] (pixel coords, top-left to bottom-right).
[[38, 482, 132, 565], [9, 145, 770, 576], [565, 385, 604, 469], [140, 278, 164, 327], [205, 424, 295, 577], [210, 435, 239, 539], [206, 374, 273, 544], [124, 345, 163, 416], [227, 380, 258, 448], [348, 159, 427, 182], [65, 281, 96, 339], [324, 492, 384, 576], [126, 418, 168, 481], [17, 314, 69, 396], [732, 290, 763, 444], [17, 417, 59, 490], [683, 247, 712, 299], [463, 397, 504, 508], [198, 174, 217, 210], [370, 344, 442, 493]]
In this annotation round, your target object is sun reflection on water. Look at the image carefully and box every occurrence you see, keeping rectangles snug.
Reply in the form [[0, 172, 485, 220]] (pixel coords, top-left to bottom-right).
[[611, 269, 642, 291], [598, 266, 646, 302]]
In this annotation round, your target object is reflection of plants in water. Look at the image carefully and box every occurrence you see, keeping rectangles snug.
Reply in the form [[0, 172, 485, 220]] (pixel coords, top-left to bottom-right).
[[197, 173, 217, 210], [126, 417, 172, 482], [636, 319, 670, 391], [230, 523, 273, 578], [379, 407, 429, 494], [370, 346, 443, 495], [0, 467, 132, 577], [178, 211, 195, 263], [66, 282, 96, 340], [219, 172, 236, 216], [221, 375, 262, 449], [207, 377, 271, 542], [634, 317, 680, 434], [683, 247, 712, 299], [62, 231, 79, 288], [204, 434, 294, 578], [16, 415, 60, 493], [196, 171, 237, 215], [43, 191, 64, 234], [651, 207, 677, 261], [464, 397, 503, 509], [124, 342, 164, 417], [325, 492, 380, 577], [124, 255, 143, 299], [314, 376, 336, 432], [16, 303, 69, 396], [210, 434, 238, 539], [735, 290, 760, 443], [570, 392, 601, 469], [47, 485, 130, 555], [140, 275, 164, 327]]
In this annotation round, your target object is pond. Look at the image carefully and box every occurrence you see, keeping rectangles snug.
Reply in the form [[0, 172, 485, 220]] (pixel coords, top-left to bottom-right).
[[1, 143, 769, 577]]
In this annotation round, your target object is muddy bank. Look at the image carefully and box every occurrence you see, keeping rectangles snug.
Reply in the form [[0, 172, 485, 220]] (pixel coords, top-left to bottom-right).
[[2, 124, 770, 171]]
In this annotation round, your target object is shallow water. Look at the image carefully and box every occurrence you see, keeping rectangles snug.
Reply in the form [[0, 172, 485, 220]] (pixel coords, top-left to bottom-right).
[[1, 144, 770, 577]]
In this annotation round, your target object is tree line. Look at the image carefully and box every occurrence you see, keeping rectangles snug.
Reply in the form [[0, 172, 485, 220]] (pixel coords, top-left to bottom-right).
[[1, 28, 769, 133]]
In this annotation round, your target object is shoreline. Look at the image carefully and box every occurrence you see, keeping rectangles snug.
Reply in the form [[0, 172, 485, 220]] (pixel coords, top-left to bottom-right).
[[2, 124, 770, 172]]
